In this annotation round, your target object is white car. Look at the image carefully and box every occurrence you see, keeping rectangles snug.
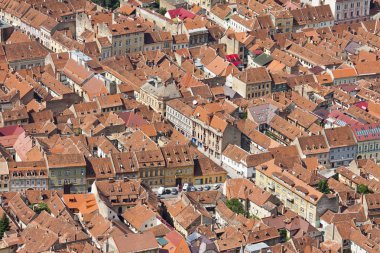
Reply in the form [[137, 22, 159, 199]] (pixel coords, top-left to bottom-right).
[[183, 183, 189, 191], [157, 187, 165, 195]]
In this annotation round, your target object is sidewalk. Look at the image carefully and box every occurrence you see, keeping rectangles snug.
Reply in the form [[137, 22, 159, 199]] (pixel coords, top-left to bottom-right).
[[221, 162, 244, 179]]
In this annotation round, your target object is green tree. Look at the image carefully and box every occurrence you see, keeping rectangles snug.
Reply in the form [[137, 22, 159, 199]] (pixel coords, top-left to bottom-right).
[[317, 179, 331, 194], [240, 111, 248, 119], [357, 184, 372, 194], [158, 7, 167, 15], [34, 202, 51, 214], [279, 229, 288, 241], [226, 198, 246, 215], [91, 0, 120, 10], [0, 214, 10, 239]]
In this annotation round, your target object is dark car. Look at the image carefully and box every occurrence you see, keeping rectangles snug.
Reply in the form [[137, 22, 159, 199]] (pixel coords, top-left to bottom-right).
[[213, 184, 221, 190]]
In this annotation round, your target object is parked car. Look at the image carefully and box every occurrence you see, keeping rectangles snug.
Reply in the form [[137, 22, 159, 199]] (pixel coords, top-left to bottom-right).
[[197, 186, 203, 191], [190, 186, 196, 192], [204, 185, 211, 191], [212, 184, 221, 190], [183, 183, 189, 191], [157, 187, 165, 195], [164, 188, 172, 194], [171, 188, 178, 195]]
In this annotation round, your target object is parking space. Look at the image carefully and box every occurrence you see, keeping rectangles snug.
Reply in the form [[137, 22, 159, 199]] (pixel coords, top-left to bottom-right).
[[152, 183, 223, 199]]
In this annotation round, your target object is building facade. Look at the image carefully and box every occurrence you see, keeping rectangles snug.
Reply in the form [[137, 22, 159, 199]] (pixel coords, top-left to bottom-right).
[[161, 146, 194, 187], [301, 0, 370, 23], [351, 124, 380, 162], [323, 126, 357, 168], [47, 154, 87, 193], [256, 160, 339, 227], [135, 149, 165, 187], [138, 76, 181, 115], [9, 161, 48, 192], [191, 108, 241, 164], [232, 67, 272, 99], [165, 99, 194, 139]]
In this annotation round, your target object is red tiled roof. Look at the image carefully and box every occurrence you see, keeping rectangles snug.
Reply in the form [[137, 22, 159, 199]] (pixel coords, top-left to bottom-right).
[[167, 8, 195, 20]]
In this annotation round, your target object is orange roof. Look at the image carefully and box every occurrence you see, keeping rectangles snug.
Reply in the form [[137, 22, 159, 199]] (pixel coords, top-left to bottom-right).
[[267, 60, 285, 73], [357, 50, 377, 63], [140, 123, 158, 137], [62, 194, 98, 214], [316, 74, 333, 85], [164, 230, 191, 253], [4, 73, 33, 99], [117, 4, 136, 15], [122, 205, 156, 230], [332, 68, 357, 79], [355, 61, 380, 76], [210, 115, 228, 132]]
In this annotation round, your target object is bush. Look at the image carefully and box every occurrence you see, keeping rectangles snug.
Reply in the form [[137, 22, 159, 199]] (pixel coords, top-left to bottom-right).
[[158, 7, 166, 15], [91, 0, 120, 10], [0, 214, 10, 239], [226, 198, 246, 215], [357, 184, 372, 194], [35, 202, 51, 214], [317, 179, 331, 194]]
